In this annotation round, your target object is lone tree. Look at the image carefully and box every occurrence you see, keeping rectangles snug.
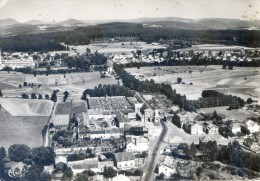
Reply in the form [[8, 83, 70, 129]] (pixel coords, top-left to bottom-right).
[[45, 94, 49, 100], [38, 94, 43, 99], [63, 91, 69, 102], [21, 93, 29, 99], [0, 90, 3, 97], [51, 90, 57, 102], [31, 93, 37, 99]]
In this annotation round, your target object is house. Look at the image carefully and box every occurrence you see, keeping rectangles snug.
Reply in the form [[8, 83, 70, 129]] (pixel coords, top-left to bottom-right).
[[67, 157, 113, 174], [203, 123, 219, 135], [114, 152, 135, 169], [55, 156, 67, 170], [158, 156, 176, 177], [112, 174, 130, 181], [52, 114, 70, 129], [144, 108, 154, 122], [154, 109, 160, 124], [87, 128, 122, 140], [125, 136, 149, 153], [189, 123, 203, 135], [229, 122, 241, 135], [199, 135, 215, 144], [243, 120, 259, 133], [244, 138, 259, 149]]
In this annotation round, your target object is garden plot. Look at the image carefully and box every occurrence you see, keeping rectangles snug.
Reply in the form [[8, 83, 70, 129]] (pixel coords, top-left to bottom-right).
[[55, 100, 87, 115], [0, 98, 53, 116]]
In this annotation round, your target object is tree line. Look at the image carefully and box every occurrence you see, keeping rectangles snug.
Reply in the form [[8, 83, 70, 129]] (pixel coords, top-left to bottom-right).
[[81, 84, 134, 99]]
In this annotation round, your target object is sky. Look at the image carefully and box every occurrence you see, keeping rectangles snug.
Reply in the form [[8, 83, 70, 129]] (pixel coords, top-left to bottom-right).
[[0, 0, 260, 22]]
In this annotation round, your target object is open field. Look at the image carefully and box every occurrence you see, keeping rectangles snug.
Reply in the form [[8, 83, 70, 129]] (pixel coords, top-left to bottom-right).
[[69, 41, 167, 54], [0, 98, 53, 116], [199, 106, 260, 121], [0, 71, 118, 98], [126, 65, 260, 101], [179, 44, 256, 52], [0, 107, 49, 149]]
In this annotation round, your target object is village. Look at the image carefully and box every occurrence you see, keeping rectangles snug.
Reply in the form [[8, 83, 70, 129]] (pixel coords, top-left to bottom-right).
[[0, 40, 260, 181]]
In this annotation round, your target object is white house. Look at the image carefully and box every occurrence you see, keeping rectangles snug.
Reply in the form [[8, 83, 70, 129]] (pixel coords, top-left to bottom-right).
[[125, 136, 149, 153], [189, 123, 203, 135], [199, 135, 215, 144], [204, 123, 219, 135], [114, 152, 135, 169], [244, 120, 259, 133], [229, 122, 241, 134], [113, 174, 130, 181], [158, 156, 176, 177]]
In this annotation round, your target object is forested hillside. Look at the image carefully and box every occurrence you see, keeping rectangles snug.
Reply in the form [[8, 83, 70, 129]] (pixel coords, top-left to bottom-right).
[[1, 22, 260, 52]]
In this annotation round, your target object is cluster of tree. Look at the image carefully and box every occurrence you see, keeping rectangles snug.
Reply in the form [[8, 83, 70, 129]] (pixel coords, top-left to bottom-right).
[[182, 141, 260, 175], [52, 130, 73, 147], [67, 148, 95, 161], [8, 144, 55, 165], [2, 22, 260, 52], [118, 169, 143, 176], [199, 90, 245, 109], [81, 84, 134, 99], [21, 93, 43, 99], [73, 169, 96, 181], [61, 52, 108, 70], [23, 82, 42, 88]]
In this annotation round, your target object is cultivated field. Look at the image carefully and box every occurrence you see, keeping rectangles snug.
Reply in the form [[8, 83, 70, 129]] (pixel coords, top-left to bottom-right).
[[0, 98, 53, 116], [69, 41, 167, 54], [0, 107, 49, 149], [126, 65, 260, 101], [0, 71, 118, 98]]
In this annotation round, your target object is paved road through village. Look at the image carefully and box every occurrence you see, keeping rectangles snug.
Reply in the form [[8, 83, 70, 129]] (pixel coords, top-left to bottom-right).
[[143, 120, 168, 181]]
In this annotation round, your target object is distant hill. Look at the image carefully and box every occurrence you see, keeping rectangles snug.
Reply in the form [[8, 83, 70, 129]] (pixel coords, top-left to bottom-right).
[[132, 17, 195, 23], [0, 18, 19, 27], [58, 19, 84, 25], [25, 20, 45, 25], [137, 17, 260, 30]]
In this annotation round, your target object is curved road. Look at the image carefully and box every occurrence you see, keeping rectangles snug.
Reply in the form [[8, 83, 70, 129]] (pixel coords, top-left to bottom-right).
[[143, 120, 168, 181]]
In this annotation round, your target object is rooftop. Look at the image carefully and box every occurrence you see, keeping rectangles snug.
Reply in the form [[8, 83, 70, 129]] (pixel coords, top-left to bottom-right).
[[114, 152, 135, 162]]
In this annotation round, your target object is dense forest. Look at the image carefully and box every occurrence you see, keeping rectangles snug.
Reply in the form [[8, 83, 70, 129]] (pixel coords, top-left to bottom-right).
[[1, 22, 260, 51]]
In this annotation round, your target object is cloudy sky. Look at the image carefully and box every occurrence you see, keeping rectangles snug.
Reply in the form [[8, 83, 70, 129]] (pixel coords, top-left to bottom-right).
[[0, 0, 259, 22]]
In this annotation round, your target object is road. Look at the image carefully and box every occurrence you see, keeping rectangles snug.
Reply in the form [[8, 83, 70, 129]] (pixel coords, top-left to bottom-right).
[[143, 119, 168, 181], [44, 101, 57, 147]]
